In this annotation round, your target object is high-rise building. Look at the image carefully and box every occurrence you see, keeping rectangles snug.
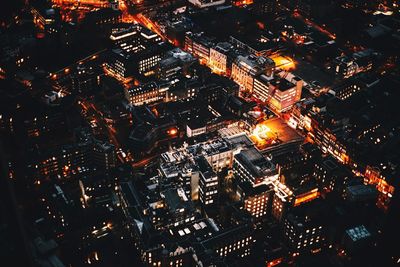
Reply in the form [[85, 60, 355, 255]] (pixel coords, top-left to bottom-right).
[[198, 156, 219, 207]]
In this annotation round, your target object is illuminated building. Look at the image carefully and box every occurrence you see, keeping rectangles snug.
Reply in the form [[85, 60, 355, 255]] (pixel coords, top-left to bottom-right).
[[157, 56, 182, 80], [333, 55, 358, 79], [184, 32, 215, 64], [160, 138, 232, 201], [290, 99, 314, 130], [185, 105, 232, 139], [107, 45, 166, 78], [31, 7, 59, 31], [117, 181, 199, 266], [92, 140, 117, 171], [30, 129, 116, 180], [198, 156, 219, 207], [257, 75, 303, 113], [105, 26, 167, 79], [157, 187, 197, 229], [237, 181, 274, 220], [233, 147, 278, 184], [330, 74, 380, 101], [231, 54, 275, 93], [363, 165, 395, 210], [253, 74, 273, 102], [232, 0, 254, 6], [161, 138, 233, 174], [249, 122, 277, 149], [333, 49, 376, 79], [209, 42, 233, 75], [53, 0, 116, 8], [202, 139, 233, 172], [270, 55, 296, 71], [157, 48, 195, 81], [188, 0, 226, 8], [283, 201, 326, 253], [165, 79, 199, 103], [249, 117, 303, 153], [352, 49, 375, 73], [308, 113, 350, 164], [271, 181, 293, 221], [109, 24, 143, 46], [125, 82, 162, 106], [118, 178, 255, 266], [206, 223, 256, 260]]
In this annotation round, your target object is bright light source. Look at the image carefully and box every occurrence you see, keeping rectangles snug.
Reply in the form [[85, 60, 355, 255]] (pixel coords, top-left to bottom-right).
[[168, 128, 178, 136], [271, 55, 296, 70]]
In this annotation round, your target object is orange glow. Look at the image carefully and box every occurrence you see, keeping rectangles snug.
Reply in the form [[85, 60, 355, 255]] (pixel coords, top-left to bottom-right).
[[267, 258, 283, 267], [151, 108, 159, 117], [233, 0, 253, 6], [294, 190, 319, 207], [53, 0, 110, 8], [270, 55, 296, 71], [250, 122, 277, 149], [293, 11, 336, 40], [168, 128, 178, 136]]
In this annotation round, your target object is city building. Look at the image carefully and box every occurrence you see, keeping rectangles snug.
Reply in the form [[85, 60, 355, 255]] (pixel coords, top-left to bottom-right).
[[105, 26, 169, 80], [237, 181, 274, 220], [343, 225, 372, 255], [231, 54, 274, 93], [125, 82, 162, 106], [271, 181, 293, 221], [198, 156, 219, 207], [283, 201, 326, 253], [28, 129, 116, 181], [233, 146, 278, 184], [209, 42, 233, 75], [313, 157, 352, 197], [254, 74, 303, 112], [184, 32, 215, 65]]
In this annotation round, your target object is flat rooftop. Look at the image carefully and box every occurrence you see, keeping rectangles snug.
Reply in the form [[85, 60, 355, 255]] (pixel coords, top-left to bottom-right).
[[250, 117, 303, 151]]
